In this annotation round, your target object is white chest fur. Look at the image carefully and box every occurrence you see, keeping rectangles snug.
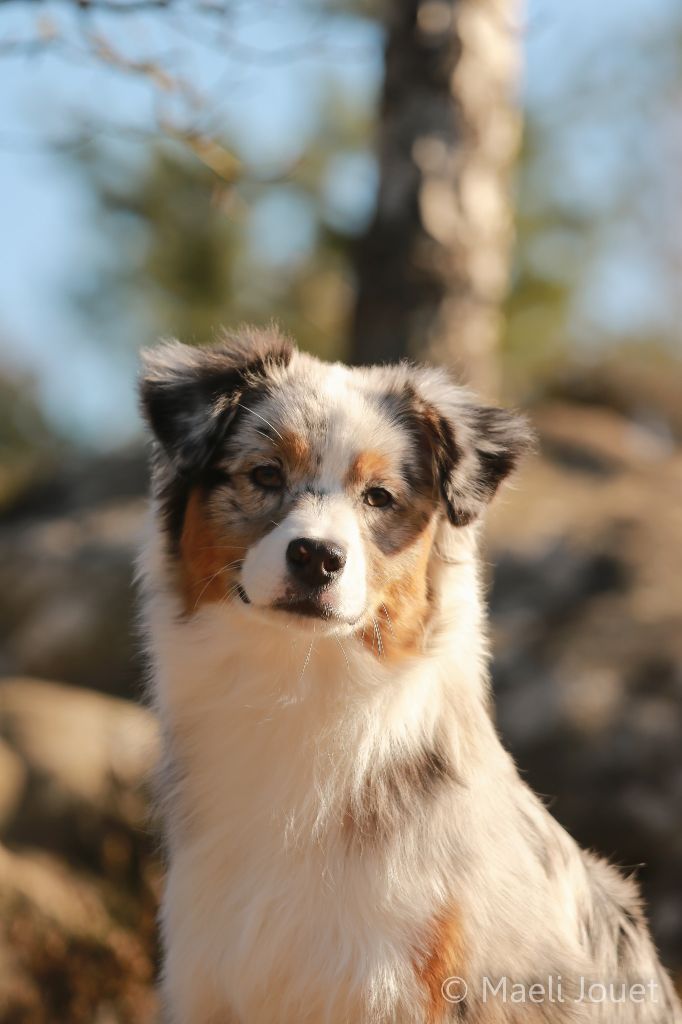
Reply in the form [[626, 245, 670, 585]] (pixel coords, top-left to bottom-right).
[[147, 592, 480, 1024]]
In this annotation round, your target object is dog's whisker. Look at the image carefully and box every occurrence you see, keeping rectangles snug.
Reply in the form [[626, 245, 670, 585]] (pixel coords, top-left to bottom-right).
[[296, 637, 315, 689], [380, 602, 395, 638], [220, 584, 243, 607], [372, 616, 384, 658], [195, 545, 249, 553], [238, 403, 284, 442], [192, 562, 242, 587], [334, 635, 351, 674], [192, 563, 244, 610]]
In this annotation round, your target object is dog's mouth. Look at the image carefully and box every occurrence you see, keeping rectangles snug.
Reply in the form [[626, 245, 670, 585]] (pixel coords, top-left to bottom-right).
[[238, 583, 359, 627], [272, 595, 337, 620]]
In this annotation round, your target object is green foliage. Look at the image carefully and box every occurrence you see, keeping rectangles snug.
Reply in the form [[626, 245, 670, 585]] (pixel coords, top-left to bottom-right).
[[0, 371, 58, 508], [502, 6, 682, 401], [88, 144, 241, 345], [68, 77, 374, 362], [501, 118, 585, 397]]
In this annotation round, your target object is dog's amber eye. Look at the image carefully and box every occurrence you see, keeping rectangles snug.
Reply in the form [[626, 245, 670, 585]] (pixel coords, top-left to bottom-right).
[[364, 487, 393, 509], [251, 465, 284, 490]]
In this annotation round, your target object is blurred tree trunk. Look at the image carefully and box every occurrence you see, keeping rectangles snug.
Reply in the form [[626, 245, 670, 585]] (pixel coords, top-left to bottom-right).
[[350, 0, 523, 396]]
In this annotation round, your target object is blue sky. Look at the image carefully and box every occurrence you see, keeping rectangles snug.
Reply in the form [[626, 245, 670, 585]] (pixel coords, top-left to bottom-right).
[[0, 0, 680, 447]]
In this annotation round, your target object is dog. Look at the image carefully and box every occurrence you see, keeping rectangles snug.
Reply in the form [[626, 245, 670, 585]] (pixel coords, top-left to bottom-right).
[[138, 327, 681, 1023]]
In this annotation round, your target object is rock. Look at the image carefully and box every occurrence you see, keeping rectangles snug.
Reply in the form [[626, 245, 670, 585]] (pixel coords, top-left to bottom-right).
[[487, 403, 682, 970], [0, 679, 160, 1022], [0, 449, 148, 527], [0, 678, 159, 870], [0, 738, 26, 833], [0, 459, 146, 697], [0, 845, 158, 1024]]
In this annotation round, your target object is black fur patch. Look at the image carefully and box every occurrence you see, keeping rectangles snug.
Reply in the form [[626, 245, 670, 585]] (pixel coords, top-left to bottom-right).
[[472, 405, 531, 492], [346, 735, 456, 843], [439, 404, 534, 526], [422, 407, 465, 525], [140, 330, 293, 545], [383, 380, 533, 527], [381, 384, 462, 504], [140, 333, 292, 472]]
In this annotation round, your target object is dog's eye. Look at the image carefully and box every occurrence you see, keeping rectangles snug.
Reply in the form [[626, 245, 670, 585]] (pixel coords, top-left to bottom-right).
[[364, 487, 393, 509], [251, 464, 284, 490]]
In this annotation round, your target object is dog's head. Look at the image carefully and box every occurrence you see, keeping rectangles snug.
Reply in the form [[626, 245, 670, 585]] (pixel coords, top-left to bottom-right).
[[141, 328, 532, 652]]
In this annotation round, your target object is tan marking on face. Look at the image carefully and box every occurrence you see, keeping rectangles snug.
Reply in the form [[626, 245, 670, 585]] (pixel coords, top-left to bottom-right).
[[179, 489, 249, 615], [277, 429, 313, 475], [359, 517, 437, 661], [345, 450, 392, 489], [415, 908, 467, 1023]]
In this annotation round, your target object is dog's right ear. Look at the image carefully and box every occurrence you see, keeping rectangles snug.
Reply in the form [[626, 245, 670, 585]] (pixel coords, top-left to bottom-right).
[[139, 328, 293, 474]]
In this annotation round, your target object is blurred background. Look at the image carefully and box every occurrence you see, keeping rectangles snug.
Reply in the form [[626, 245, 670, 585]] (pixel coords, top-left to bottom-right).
[[0, 0, 681, 1019]]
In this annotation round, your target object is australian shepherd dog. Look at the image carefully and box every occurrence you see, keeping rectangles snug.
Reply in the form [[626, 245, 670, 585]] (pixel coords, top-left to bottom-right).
[[138, 328, 681, 1023]]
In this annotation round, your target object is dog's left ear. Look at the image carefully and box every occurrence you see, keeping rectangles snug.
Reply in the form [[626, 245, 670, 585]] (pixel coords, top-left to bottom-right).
[[412, 370, 535, 527]]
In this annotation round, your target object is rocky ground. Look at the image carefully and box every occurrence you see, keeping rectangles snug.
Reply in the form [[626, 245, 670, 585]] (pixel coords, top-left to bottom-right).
[[0, 680, 160, 1023], [0, 398, 680, 1019], [487, 401, 682, 974]]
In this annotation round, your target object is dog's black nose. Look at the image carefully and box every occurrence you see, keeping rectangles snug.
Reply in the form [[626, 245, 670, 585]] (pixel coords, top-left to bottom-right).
[[286, 538, 347, 589]]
